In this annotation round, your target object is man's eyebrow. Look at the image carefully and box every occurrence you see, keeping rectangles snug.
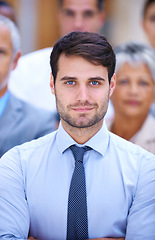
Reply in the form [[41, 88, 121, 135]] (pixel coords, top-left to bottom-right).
[[60, 76, 106, 81], [63, 9, 74, 14], [60, 76, 77, 81], [88, 77, 106, 81]]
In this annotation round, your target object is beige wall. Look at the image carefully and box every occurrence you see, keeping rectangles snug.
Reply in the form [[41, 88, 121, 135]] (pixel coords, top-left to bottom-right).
[[107, 0, 147, 47], [5, 0, 60, 54], [37, 0, 60, 50]]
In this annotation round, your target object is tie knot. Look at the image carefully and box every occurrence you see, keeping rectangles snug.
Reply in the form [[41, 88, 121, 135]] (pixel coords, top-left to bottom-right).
[[70, 145, 91, 163]]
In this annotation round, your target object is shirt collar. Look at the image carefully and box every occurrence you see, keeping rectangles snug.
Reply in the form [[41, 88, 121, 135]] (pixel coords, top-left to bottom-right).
[[56, 120, 110, 157], [0, 91, 10, 117]]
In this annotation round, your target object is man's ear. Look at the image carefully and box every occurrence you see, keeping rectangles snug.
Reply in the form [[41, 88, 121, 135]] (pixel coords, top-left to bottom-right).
[[50, 73, 55, 95], [109, 73, 116, 97], [12, 50, 22, 70]]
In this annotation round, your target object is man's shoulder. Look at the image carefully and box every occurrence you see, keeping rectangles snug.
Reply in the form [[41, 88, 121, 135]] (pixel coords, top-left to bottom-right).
[[20, 47, 53, 63], [10, 93, 55, 117], [6, 93, 57, 133], [0, 131, 57, 175], [20, 131, 56, 150]]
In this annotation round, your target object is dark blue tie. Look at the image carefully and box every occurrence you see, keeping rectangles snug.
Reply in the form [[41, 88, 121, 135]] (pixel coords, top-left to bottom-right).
[[67, 145, 91, 240]]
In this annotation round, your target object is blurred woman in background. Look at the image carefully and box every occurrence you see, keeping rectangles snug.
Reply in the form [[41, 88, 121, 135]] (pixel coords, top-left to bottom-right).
[[107, 42, 155, 154]]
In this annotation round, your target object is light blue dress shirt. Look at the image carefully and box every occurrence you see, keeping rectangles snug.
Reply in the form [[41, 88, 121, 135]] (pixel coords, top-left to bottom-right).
[[0, 121, 155, 240], [0, 91, 9, 117]]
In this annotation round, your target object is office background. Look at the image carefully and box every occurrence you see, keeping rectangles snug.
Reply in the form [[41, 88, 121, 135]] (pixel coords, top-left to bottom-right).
[[6, 0, 147, 54]]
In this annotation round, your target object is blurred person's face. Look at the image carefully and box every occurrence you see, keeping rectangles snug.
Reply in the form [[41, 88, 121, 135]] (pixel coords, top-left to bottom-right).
[[0, 25, 20, 97], [143, 2, 155, 49], [111, 62, 154, 119], [58, 0, 105, 36]]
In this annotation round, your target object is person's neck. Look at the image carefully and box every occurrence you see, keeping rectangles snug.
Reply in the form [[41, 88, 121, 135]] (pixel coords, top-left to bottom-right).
[[61, 119, 104, 144], [0, 85, 8, 98], [111, 113, 148, 140]]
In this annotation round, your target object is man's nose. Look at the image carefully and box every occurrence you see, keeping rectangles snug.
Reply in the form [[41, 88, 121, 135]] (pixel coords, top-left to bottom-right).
[[76, 85, 89, 102], [73, 14, 85, 31]]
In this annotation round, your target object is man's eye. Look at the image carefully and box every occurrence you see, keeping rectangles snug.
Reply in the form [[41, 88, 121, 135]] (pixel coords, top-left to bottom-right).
[[66, 81, 75, 85], [149, 15, 155, 22], [64, 10, 74, 17], [90, 81, 99, 85], [84, 11, 95, 18], [0, 50, 5, 54]]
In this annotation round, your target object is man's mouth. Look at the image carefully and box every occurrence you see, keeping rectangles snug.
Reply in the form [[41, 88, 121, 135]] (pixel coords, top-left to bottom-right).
[[71, 106, 94, 112]]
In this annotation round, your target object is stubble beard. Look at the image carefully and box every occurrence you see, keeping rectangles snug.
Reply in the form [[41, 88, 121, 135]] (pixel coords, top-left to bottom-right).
[[56, 97, 109, 129]]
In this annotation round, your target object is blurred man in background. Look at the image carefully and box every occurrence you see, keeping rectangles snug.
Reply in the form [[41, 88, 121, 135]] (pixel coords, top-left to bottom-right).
[[0, 15, 57, 158], [8, 0, 105, 112]]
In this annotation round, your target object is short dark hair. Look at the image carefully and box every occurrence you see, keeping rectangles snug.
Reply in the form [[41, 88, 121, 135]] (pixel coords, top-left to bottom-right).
[[143, 0, 155, 17], [50, 31, 115, 84], [58, 0, 104, 11]]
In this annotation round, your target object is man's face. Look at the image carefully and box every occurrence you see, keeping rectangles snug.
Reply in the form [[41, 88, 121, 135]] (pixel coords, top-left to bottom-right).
[[50, 54, 115, 132], [143, 2, 155, 49], [0, 25, 14, 95], [58, 0, 105, 36], [111, 62, 154, 119]]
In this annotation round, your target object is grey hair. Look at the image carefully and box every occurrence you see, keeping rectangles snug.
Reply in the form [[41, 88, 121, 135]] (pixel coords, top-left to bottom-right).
[[114, 42, 155, 83], [0, 14, 20, 56]]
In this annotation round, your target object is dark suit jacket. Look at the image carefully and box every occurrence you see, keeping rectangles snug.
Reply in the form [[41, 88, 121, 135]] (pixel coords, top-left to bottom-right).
[[0, 92, 57, 157]]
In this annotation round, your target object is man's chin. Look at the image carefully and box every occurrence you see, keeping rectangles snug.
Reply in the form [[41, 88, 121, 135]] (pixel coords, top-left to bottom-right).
[[67, 119, 101, 129], [60, 113, 105, 129]]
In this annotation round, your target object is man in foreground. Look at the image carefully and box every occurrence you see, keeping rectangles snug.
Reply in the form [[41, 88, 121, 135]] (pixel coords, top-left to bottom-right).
[[0, 31, 155, 239]]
